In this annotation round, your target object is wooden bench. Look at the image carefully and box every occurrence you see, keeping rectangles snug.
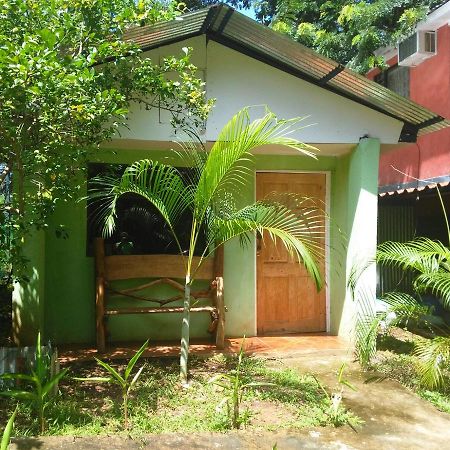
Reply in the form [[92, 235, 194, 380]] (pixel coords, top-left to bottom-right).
[[94, 238, 225, 352]]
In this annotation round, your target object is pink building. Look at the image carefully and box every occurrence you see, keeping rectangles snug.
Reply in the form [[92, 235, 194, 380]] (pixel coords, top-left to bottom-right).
[[367, 2, 450, 255]]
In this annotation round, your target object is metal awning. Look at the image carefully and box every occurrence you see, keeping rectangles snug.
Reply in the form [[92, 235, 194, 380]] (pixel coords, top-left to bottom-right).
[[379, 175, 450, 196], [124, 4, 450, 143]]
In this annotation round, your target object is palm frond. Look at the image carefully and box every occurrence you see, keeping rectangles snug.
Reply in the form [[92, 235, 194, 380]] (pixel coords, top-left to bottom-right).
[[377, 238, 450, 274], [172, 137, 207, 188], [195, 107, 318, 220], [355, 314, 381, 368], [377, 238, 450, 307], [380, 292, 435, 330], [89, 159, 193, 254], [203, 195, 325, 290], [414, 272, 450, 309], [414, 336, 450, 389]]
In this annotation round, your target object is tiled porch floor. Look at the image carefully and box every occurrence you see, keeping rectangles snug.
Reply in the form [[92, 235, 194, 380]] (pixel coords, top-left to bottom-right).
[[59, 334, 350, 364]]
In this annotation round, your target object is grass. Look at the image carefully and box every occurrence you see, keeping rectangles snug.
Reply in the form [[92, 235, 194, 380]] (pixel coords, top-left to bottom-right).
[[0, 353, 359, 436], [368, 331, 450, 414]]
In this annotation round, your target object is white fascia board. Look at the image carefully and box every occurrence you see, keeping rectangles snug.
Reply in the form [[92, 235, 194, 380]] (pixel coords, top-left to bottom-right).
[[373, 46, 397, 61]]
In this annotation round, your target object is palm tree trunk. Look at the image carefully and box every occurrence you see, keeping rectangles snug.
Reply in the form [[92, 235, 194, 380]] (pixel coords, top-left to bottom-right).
[[123, 389, 128, 430], [180, 275, 191, 385]]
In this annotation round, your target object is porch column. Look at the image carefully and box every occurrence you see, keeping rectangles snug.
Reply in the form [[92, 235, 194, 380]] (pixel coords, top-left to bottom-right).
[[12, 229, 46, 345], [342, 137, 380, 337]]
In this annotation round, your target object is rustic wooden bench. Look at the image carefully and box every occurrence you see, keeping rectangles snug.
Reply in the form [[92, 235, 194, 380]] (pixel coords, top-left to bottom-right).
[[94, 238, 225, 352]]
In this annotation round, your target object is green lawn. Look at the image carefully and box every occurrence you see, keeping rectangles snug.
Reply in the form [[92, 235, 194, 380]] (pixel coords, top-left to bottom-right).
[[1, 353, 359, 436]]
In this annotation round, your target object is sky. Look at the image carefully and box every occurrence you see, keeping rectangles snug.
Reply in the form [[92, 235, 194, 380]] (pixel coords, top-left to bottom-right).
[[238, 6, 256, 20]]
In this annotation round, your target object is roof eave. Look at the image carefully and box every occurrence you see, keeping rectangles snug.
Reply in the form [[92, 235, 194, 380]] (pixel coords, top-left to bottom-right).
[[128, 4, 448, 144]]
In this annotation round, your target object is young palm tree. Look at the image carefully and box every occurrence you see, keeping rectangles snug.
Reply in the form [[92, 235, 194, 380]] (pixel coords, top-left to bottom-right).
[[90, 107, 325, 384], [376, 237, 450, 388], [353, 233, 450, 388]]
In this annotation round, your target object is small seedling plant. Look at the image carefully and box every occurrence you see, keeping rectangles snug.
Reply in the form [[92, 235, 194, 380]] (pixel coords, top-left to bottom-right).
[[209, 340, 274, 429], [0, 333, 68, 434], [76, 340, 148, 430], [315, 363, 357, 427]]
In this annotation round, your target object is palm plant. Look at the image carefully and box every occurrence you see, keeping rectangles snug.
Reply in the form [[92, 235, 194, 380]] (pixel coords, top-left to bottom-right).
[[90, 107, 325, 384], [0, 333, 68, 433], [208, 339, 274, 429], [75, 340, 148, 429], [377, 238, 450, 388], [353, 233, 450, 387]]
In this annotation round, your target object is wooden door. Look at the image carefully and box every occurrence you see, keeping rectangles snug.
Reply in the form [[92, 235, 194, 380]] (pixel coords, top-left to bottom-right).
[[256, 172, 326, 335]]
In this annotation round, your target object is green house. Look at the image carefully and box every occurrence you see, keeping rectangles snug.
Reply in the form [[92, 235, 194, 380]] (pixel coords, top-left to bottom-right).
[[12, 5, 450, 347]]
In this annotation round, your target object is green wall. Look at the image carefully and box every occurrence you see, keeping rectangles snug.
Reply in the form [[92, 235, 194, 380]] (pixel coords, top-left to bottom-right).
[[14, 140, 381, 345]]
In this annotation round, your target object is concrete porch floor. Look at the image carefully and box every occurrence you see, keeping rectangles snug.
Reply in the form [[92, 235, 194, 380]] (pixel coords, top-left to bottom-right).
[[58, 334, 350, 364]]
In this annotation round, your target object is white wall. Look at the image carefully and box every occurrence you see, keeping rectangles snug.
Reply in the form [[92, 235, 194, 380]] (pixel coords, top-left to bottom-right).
[[114, 37, 404, 146]]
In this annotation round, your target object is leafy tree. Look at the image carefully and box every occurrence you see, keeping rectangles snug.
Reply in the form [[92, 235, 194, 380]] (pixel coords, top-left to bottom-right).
[[255, 0, 444, 73], [183, 0, 251, 12], [91, 107, 325, 384], [0, 0, 213, 285]]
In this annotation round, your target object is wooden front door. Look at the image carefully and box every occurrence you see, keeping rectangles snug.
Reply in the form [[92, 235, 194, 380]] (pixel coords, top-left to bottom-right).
[[256, 172, 326, 335]]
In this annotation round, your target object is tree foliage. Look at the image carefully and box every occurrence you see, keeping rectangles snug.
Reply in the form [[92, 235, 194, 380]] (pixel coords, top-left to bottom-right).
[[0, 0, 213, 284], [255, 0, 445, 73], [184, 0, 251, 10]]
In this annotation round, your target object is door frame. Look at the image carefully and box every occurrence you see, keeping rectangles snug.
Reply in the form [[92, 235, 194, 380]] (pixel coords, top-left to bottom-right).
[[254, 170, 331, 334]]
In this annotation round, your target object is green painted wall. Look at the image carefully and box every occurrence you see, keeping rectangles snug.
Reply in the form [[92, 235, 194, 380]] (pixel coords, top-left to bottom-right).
[[12, 229, 46, 345], [341, 138, 381, 337], [14, 140, 381, 345]]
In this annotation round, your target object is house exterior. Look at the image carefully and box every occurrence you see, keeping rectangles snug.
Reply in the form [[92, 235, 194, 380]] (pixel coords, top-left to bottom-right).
[[367, 1, 450, 292], [12, 5, 450, 346]]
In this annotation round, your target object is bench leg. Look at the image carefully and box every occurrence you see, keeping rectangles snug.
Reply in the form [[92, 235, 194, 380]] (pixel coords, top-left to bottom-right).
[[96, 276, 106, 353], [215, 277, 225, 349]]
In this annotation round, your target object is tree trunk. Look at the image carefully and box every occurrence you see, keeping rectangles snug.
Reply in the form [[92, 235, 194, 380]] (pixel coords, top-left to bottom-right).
[[180, 276, 191, 385]]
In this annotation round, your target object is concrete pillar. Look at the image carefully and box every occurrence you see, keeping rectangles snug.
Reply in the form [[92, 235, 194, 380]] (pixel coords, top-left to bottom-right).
[[340, 137, 381, 337], [330, 138, 380, 338]]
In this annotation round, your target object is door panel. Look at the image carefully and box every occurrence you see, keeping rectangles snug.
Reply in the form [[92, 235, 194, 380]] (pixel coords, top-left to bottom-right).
[[256, 172, 326, 335]]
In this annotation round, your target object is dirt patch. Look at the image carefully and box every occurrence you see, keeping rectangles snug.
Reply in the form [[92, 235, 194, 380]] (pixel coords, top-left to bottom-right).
[[246, 399, 297, 429]]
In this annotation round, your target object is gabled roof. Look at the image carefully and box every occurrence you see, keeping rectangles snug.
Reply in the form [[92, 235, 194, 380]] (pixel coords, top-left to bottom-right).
[[124, 4, 450, 143]]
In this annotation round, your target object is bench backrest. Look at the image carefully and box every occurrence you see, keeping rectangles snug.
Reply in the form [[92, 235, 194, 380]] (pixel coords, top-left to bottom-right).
[[95, 238, 223, 282]]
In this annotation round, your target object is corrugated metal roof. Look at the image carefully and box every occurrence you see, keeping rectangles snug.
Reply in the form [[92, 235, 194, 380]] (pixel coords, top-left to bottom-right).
[[379, 175, 450, 196], [124, 4, 450, 143]]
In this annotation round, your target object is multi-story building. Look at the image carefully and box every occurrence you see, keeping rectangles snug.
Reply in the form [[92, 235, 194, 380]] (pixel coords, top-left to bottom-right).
[[367, 1, 450, 292]]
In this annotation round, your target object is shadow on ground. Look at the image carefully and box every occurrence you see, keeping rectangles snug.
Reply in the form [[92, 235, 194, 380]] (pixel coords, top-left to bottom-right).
[[9, 348, 450, 450]]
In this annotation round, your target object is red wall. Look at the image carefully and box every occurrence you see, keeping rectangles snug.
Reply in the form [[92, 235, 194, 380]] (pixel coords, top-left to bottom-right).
[[368, 26, 450, 189]]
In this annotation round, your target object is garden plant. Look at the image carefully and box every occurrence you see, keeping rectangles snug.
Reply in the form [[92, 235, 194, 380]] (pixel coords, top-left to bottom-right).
[[352, 187, 450, 395], [0, 333, 68, 433], [75, 340, 149, 430], [313, 363, 358, 427], [1, 405, 17, 450], [208, 339, 274, 429]]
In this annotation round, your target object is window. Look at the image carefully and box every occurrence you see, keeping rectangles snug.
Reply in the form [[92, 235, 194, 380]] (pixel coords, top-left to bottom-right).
[[87, 163, 206, 256], [375, 65, 410, 98]]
